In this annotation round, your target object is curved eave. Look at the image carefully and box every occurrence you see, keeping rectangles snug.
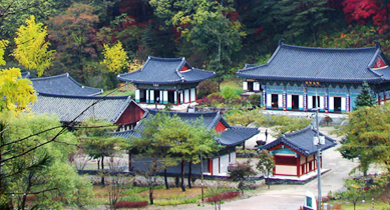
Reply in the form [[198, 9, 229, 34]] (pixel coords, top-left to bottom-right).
[[236, 73, 385, 83]]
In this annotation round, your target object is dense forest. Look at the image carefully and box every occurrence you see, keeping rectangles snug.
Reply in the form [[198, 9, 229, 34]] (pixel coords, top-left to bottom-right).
[[2, 0, 390, 89]]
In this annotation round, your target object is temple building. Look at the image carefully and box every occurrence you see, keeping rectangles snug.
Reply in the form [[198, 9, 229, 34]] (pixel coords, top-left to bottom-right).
[[30, 93, 145, 131], [237, 39, 390, 113], [30, 73, 103, 96], [117, 56, 215, 109], [259, 126, 336, 179]]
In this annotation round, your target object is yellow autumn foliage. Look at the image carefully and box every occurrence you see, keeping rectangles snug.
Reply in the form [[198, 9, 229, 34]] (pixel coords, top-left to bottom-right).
[[0, 67, 37, 116], [128, 58, 144, 72], [100, 41, 129, 74], [13, 15, 55, 77], [0, 40, 8, 66]]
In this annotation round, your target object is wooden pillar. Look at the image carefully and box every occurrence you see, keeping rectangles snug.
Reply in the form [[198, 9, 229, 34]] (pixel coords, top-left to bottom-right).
[[378, 93, 381, 105], [296, 156, 300, 177], [218, 155, 220, 174]]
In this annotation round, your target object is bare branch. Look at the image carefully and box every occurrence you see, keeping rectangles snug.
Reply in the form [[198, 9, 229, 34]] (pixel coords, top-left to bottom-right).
[[2, 187, 58, 195]]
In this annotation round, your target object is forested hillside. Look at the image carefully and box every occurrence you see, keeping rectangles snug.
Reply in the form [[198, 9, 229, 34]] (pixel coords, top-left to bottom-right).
[[1, 0, 390, 89]]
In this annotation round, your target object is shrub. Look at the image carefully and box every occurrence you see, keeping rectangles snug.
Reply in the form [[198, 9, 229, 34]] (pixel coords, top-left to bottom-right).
[[249, 94, 261, 107], [114, 200, 148, 209], [197, 80, 219, 99], [205, 191, 240, 203]]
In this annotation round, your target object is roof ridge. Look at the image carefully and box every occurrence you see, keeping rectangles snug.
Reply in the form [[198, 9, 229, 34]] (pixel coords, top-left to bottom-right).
[[284, 126, 312, 137], [30, 73, 69, 81], [282, 43, 377, 52], [149, 56, 185, 61], [38, 93, 131, 100]]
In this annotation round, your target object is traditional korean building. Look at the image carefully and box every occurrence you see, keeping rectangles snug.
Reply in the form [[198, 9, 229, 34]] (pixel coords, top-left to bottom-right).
[[117, 56, 215, 109], [237, 39, 390, 113], [259, 126, 336, 178], [30, 73, 103, 96], [30, 93, 145, 131], [114, 109, 259, 176]]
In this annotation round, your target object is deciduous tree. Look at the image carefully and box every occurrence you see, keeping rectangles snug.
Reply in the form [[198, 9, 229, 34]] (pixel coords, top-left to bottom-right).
[[13, 15, 55, 76], [100, 41, 129, 74], [336, 104, 390, 175], [256, 150, 275, 189]]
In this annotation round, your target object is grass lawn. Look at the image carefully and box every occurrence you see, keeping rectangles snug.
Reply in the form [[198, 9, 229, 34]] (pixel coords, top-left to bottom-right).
[[89, 183, 241, 208], [326, 199, 390, 209]]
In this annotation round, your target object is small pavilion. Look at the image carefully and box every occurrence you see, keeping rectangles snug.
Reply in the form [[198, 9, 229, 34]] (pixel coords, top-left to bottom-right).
[[117, 56, 215, 109], [259, 126, 336, 178]]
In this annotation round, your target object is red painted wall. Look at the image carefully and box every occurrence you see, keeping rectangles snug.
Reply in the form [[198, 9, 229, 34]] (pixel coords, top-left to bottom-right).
[[115, 102, 145, 125]]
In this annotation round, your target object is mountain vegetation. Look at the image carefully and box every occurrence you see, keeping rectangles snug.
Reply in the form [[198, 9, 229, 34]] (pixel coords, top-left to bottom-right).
[[2, 0, 390, 89]]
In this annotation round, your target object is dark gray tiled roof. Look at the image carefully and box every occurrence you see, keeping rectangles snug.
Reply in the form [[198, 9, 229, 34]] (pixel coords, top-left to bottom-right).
[[117, 56, 216, 84], [30, 93, 132, 123], [113, 109, 259, 146], [30, 73, 103, 96], [237, 39, 389, 83], [259, 126, 337, 156]]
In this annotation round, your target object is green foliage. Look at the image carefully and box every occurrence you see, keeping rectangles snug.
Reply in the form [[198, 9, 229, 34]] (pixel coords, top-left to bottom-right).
[[13, 15, 54, 76], [256, 150, 275, 189], [3, 114, 93, 209], [336, 104, 390, 175], [149, 0, 244, 82], [340, 178, 367, 210], [222, 86, 240, 101], [267, 0, 332, 45], [355, 81, 376, 109]]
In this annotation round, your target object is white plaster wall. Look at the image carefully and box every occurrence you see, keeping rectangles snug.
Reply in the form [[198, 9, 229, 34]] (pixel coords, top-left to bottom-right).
[[243, 82, 248, 91], [275, 165, 297, 176]]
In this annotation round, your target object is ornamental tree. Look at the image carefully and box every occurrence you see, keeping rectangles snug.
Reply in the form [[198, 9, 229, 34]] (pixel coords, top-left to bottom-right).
[[100, 41, 129, 74], [13, 15, 55, 76], [256, 150, 275, 189]]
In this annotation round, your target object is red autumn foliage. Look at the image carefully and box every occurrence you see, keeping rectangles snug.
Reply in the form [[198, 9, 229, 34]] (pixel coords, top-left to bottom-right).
[[114, 200, 148, 209], [342, 0, 390, 33], [343, 0, 380, 24], [205, 191, 240, 203]]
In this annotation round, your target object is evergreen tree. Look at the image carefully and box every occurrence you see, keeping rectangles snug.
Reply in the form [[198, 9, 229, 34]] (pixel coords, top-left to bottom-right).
[[355, 81, 376, 109], [269, 0, 333, 45]]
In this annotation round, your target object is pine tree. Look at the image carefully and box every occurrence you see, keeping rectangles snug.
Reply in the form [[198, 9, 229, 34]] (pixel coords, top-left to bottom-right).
[[355, 81, 376, 109]]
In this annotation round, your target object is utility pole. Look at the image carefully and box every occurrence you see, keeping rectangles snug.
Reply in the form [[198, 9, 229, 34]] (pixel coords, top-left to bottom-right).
[[200, 151, 204, 203], [315, 93, 322, 210]]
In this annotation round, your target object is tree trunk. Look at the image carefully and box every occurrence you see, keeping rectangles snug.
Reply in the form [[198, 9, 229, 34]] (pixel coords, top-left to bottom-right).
[[164, 169, 169, 189], [149, 186, 154, 205], [188, 161, 192, 189], [181, 160, 186, 192], [101, 156, 105, 186], [97, 159, 100, 170]]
